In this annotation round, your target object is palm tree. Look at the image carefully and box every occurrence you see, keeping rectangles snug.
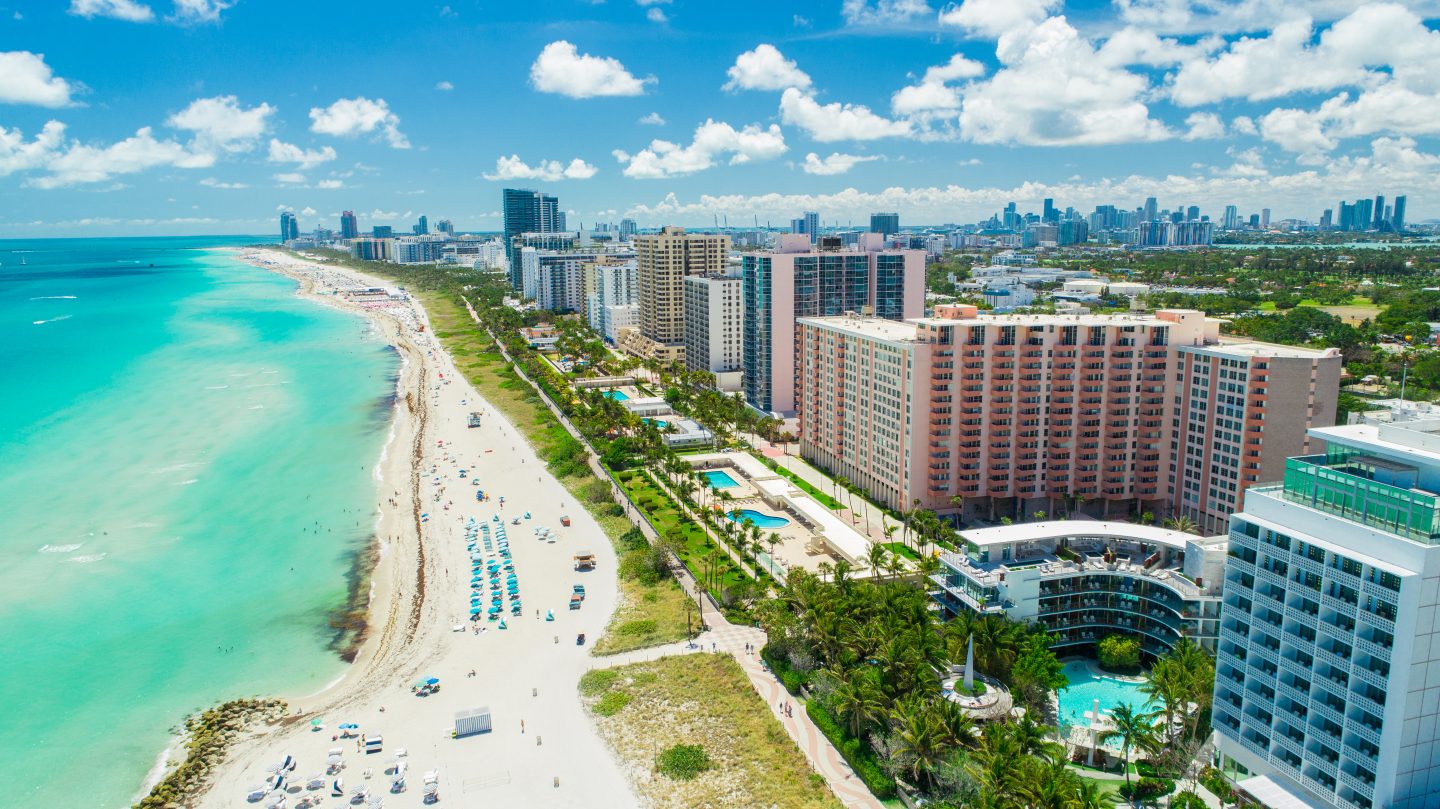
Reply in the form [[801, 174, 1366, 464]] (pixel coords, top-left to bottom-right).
[[893, 699, 949, 786], [1097, 703, 1162, 788], [866, 543, 891, 581], [829, 668, 885, 739], [1163, 514, 1199, 535], [1016, 761, 1080, 809]]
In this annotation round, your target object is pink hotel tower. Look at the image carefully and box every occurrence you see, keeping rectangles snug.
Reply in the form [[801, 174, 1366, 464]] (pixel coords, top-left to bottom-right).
[[796, 304, 1340, 528]]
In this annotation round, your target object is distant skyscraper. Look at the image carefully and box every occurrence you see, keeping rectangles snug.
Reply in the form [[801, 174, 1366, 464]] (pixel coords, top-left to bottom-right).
[[414, 215, 428, 235], [1042, 198, 1057, 224], [1003, 201, 1020, 230], [790, 217, 806, 236], [1248, 213, 1260, 228], [372, 225, 393, 239], [435, 219, 454, 235], [1223, 205, 1238, 230], [619, 218, 638, 241], [279, 211, 298, 242], [1186, 205, 1200, 221], [1143, 196, 1158, 222], [1261, 208, 1270, 228], [869, 212, 900, 235], [1355, 198, 1374, 231], [503, 188, 563, 289], [1373, 194, 1387, 230], [339, 210, 358, 239], [1320, 209, 1333, 229], [1393, 195, 1407, 231], [803, 211, 819, 243]]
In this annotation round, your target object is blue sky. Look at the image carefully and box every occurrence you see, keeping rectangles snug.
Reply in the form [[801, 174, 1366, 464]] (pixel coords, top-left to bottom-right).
[[1, 0, 1438, 236]]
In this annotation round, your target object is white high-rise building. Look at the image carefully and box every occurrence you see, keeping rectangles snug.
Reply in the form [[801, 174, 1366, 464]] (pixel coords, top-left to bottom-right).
[[1214, 418, 1440, 809], [682, 272, 744, 387], [585, 259, 638, 341]]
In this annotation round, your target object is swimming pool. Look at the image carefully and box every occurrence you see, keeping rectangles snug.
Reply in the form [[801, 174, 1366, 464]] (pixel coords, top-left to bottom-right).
[[602, 390, 630, 401], [727, 508, 790, 529], [702, 469, 740, 489], [1055, 660, 1153, 730]]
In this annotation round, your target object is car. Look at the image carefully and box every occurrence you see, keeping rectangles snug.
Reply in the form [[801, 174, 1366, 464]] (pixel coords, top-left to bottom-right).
[[576, 633, 586, 645]]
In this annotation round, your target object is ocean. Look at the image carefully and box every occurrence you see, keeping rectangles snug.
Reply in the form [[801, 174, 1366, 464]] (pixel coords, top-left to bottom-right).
[[0, 237, 399, 807]]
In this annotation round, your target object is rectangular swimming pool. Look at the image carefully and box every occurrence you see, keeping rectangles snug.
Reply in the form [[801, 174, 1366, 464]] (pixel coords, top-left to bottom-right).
[[701, 469, 740, 489], [602, 390, 630, 401]]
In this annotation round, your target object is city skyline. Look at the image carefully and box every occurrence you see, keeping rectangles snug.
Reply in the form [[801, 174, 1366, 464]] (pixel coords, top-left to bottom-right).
[[2, 1, 1440, 236]]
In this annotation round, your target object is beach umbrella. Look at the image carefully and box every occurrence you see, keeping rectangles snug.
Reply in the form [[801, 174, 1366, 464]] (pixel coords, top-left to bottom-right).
[[469, 607, 482, 615], [310, 718, 323, 728], [425, 677, 439, 686]]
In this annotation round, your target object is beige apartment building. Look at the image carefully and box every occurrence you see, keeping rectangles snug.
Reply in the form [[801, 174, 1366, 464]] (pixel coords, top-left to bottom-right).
[[796, 304, 1339, 522], [625, 226, 729, 363]]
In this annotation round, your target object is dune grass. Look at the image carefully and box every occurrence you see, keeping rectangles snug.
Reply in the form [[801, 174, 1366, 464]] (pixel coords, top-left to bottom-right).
[[582, 654, 841, 809]]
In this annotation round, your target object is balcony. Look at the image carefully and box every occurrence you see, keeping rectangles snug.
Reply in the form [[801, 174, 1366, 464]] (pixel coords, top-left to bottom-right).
[[1355, 637, 1391, 661], [1263, 453, 1440, 543]]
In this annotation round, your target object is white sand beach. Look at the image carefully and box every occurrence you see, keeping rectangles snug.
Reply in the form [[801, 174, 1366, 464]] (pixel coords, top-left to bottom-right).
[[195, 249, 635, 807]]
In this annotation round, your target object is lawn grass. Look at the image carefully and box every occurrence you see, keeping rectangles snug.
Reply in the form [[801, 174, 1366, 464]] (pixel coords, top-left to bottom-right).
[[615, 469, 755, 596], [760, 456, 845, 509], [315, 256, 693, 655], [878, 541, 920, 561], [582, 654, 842, 809]]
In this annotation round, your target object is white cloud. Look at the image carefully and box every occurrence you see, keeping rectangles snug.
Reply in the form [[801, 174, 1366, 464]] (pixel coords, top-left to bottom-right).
[[723, 44, 812, 92], [482, 155, 599, 181], [801, 152, 881, 175], [0, 121, 66, 176], [646, 7, 667, 22], [267, 139, 338, 170], [170, 0, 232, 24], [68, 0, 154, 22], [614, 119, 787, 178], [953, 16, 1171, 146], [842, 0, 931, 25], [315, 179, 344, 189], [167, 95, 274, 152], [1114, 0, 1440, 36], [529, 41, 652, 98], [199, 176, 247, 188], [0, 52, 78, 108], [890, 54, 986, 116], [938, 0, 1060, 38], [435, 81, 454, 91], [780, 88, 911, 142], [309, 97, 409, 149], [31, 127, 211, 189], [621, 135, 1440, 222], [638, 112, 667, 126], [1181, 112, 1226, 141], [274, 172, 306, 184], [1167, 6, 1440, 107], [1232, 116, 1258, 135], [1258, 84, 1440, 161], [301, 206, 317, 216]]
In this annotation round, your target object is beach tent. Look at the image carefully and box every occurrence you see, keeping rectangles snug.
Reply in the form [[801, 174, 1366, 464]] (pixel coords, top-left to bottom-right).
[[454, 706, 492, 737]]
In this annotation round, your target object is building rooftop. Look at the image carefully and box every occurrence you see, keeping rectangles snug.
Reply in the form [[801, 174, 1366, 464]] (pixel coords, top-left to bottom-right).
[[1195, 340, 1341, 359], [798, 315, 921, 342], [959, 520, 1223, 553]]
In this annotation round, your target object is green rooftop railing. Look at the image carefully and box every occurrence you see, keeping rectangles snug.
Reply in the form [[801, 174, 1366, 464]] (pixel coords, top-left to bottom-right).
[[1267, 454, 1440, 543]]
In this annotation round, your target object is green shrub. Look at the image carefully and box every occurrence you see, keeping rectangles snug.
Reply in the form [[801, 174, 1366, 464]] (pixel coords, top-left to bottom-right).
[[761, 645, 808, 695], [618, 619, 657, 636], [579, 669, 619, 696], [805, 700, 896, 798], [655, 743, 713, 780], [1170, 790, 1207, 809], [1119, 776, 1175, 802], [1097, 633, 1142, 672], [1199, 767, 1235, 801], [593, 690, 633, 717]]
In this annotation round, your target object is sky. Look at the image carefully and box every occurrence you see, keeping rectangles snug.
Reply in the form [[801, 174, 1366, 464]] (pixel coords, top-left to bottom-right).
[[1, 0, 1439, 236]]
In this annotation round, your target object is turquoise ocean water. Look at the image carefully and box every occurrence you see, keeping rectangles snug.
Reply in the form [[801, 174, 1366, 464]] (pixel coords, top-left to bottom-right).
[[0, 238, 399, 807]]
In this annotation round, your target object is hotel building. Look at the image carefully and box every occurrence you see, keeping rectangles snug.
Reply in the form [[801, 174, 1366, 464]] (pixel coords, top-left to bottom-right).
[[796, 305, 1338, 520], [583, 258, 638, 342], [626, 226, 730, 363], [1172, 343, 1342, 534], [1214, 418, 1440, 809], [520, 246, 634, 313], [682, 272, 744, 389], [742, 233, 924, 415], [931, 521, 1227, 656]]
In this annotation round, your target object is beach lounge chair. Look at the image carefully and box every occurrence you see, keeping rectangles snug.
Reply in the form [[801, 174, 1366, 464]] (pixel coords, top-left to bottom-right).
[[264, 794, 286, 809], [306, 774, 325, 791], [330, 777, 343, 797], [246, 785, 266, 802]]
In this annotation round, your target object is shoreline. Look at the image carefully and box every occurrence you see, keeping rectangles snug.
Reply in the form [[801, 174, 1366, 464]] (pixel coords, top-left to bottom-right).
[[175, 247, 636, 808]]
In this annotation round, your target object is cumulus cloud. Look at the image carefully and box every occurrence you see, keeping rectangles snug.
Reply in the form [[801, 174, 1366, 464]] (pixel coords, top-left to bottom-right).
[[170, 0, 232, 24], [529, 41, 652, 98], [0, 52, 79, 108], [890, 54, 986, 116], [315, 179, 344, 189], [273, 172, 306, 184], [622, 135, 1440, 222], [482, 155, 599, 181], [1181, 112, 1226, 140], [801, 152, 881, 175], [267, 139, 338, 170], [167, 95, 274, 152], [646, 7, 667, 22], [309, 97, 409, 148], [0, 121, 67, 176], [842, 0, 931, 25], [638, 112, 667, 126], [938, 0, 1060, 38], [199, 176, 247, 188], [32, 127, 211, 189], [1114, 0, 1440, 36], [1258, 84, 1440, 162], [435, 80, 454, 91], [68, 0, 154, 22], [613, 119, 787, 178], [723, 44, 812, 92], [780, 88, 911, 141]]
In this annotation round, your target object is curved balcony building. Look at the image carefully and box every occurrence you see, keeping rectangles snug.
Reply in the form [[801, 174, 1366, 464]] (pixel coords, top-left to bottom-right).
[[930, 520, 1227, 657]]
